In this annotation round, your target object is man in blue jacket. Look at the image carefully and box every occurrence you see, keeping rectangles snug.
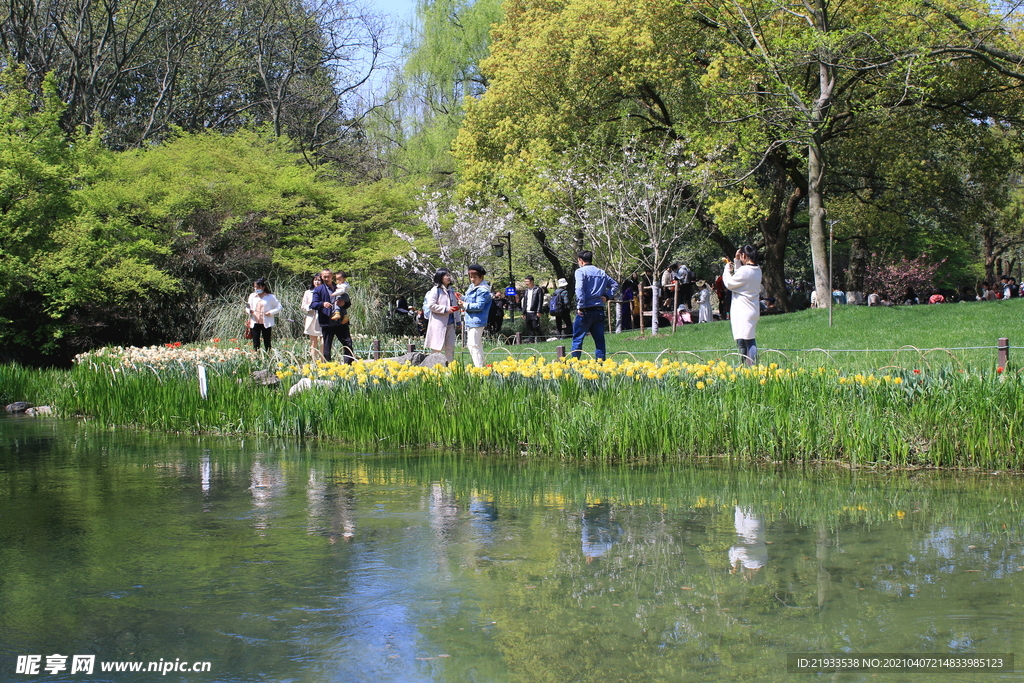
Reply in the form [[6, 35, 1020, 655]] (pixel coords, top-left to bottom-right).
[[572, 251, 618, 360], [310, 269, 351, 363]]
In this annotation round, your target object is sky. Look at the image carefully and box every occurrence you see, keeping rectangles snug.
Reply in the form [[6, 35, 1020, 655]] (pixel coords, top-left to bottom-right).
[[371, 0, 417, 22]]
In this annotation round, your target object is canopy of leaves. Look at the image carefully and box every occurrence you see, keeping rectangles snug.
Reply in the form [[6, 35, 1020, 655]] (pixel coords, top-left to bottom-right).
[[453, 0, 1024, 290], [0, 0, 387, 162]]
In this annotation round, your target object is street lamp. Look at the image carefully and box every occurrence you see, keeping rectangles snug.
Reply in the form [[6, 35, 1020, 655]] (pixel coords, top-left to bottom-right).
[[492, 231, 515, 325]]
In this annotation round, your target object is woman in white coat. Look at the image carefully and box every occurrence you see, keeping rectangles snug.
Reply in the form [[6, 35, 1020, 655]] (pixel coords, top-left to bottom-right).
[[246, 277, 282, 352], [722, 246, 762, 365], [424, 268, 461, 363], [696, 280, 713, 323]]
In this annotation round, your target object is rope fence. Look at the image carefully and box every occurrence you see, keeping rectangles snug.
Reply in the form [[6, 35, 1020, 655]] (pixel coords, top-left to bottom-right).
[[339, 337, 1013, 370]]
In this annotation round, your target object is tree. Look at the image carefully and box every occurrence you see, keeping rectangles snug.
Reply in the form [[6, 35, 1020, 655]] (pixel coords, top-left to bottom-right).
[[540, 140, 705, 280], [453, 0, 1024, 308], [0, 64, 178, 360], [372, 0, 502, 180], [393, 191, 514, 284], [862, 253, 947, 301], [0, 0, 389, 160]]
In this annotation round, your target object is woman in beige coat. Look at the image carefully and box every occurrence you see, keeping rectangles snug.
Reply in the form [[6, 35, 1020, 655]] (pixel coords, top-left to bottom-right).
[[424, 268, 461, 363]]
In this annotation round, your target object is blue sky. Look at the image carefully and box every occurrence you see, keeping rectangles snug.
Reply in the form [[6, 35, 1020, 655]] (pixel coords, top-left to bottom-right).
[[372, 0, 417, 21]]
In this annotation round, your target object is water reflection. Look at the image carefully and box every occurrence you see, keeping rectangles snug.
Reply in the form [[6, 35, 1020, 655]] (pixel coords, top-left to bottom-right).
[[1, 418, 1022, 683], [581, 502, 622, 563], [728, 506, 767, 578]]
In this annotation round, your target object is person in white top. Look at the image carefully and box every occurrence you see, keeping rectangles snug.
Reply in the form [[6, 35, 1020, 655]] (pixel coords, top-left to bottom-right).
[[696, 280, 713, 323], [722, 246, 762, 365], [301, 274, 323, 358], [246, 277, 282, 352], [333, 270, 349, 296]]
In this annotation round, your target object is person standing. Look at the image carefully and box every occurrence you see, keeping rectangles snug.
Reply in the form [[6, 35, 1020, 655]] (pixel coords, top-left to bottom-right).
[[487, 290, 506, 335], [424, 268, 461, 363], [549, 277, 572, 336], [246, 278, 281, 352], [696, 280, 713, 323], [723, 246, 762, 366], [713, 273, 731, 320], [460, 264, 492, 367], [571, 251, 618, 360], [677, 264, 694, 310], [333, 275, 355, 364], [310, 269, 347, 363], [301, 274, 323, 358], [519, 276, 544, 341], [660, 264, 678, 311]]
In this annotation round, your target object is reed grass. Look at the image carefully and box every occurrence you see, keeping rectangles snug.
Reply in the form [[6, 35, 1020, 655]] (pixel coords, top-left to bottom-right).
[[5, 352, 1023, 469], [196, 277, 394, 343]]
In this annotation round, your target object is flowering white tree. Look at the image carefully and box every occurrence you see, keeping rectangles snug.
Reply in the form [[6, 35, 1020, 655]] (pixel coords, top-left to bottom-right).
[[394, 192, 515, 287], [545, 140, 707, 332]]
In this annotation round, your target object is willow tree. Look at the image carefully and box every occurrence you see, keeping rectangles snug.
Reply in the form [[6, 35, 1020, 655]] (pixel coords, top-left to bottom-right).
[[379, 0, 503, 179]]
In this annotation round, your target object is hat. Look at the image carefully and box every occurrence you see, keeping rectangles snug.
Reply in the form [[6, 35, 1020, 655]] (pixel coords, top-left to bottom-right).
[[695, 280, 707, 287], [557, 278, 568, 288]]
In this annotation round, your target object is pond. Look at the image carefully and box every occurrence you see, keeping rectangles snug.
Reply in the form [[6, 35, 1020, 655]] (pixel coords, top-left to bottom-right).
[[1, 417, 1022, 682]]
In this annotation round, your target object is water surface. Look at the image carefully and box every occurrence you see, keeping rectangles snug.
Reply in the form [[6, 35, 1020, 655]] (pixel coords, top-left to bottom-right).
[[1, 417, 1022, 682]]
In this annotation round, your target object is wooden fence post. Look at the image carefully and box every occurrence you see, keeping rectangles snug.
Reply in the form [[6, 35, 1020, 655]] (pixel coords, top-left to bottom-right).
[[638, 287, 646, 336], [998, 337, 1009, 370], [556, 345, 565, 359], [407, 343, 416, 354], [372, 339, 381, 360], [671, 283, 678, 333]]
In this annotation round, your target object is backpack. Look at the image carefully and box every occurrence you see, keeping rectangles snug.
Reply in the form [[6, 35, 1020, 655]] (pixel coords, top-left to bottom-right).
[[549, 288, 567, 314]]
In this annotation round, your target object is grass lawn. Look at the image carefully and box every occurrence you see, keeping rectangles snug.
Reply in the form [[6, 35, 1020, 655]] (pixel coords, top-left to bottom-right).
[[501, 299, 1024, 371]]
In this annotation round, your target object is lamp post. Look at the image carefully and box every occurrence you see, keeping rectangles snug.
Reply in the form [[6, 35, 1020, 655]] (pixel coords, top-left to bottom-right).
[[492, 232, 515, 325]]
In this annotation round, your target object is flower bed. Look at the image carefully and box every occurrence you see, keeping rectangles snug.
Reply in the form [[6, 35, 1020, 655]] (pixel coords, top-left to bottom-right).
[[74, 343, 253, 372]]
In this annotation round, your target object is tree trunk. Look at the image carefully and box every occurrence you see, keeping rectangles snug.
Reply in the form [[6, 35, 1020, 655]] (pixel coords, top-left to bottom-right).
[[808, 138, 831, 308], [530, 227, 568, 281], [759, 153, 804, 312], [808, 0, 835, 312]]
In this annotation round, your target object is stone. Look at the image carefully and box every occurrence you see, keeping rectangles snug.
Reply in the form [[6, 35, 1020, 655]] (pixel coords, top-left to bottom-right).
[[417, 352, 449, 368], [5, 402, 31, 413], [390, 351, 427, 366], [251, 370, 280, 386]]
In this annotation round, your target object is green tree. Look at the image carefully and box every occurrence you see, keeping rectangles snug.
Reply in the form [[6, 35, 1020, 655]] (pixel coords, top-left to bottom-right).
[[453, 0, 1024, 306], [0, 65, 180, 360], [76, 128, 413, 348], [377, 0, 502, 180]]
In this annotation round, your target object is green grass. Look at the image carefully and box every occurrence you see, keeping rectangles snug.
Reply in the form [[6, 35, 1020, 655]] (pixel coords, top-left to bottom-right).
[[513, 300, 1024, 371]]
